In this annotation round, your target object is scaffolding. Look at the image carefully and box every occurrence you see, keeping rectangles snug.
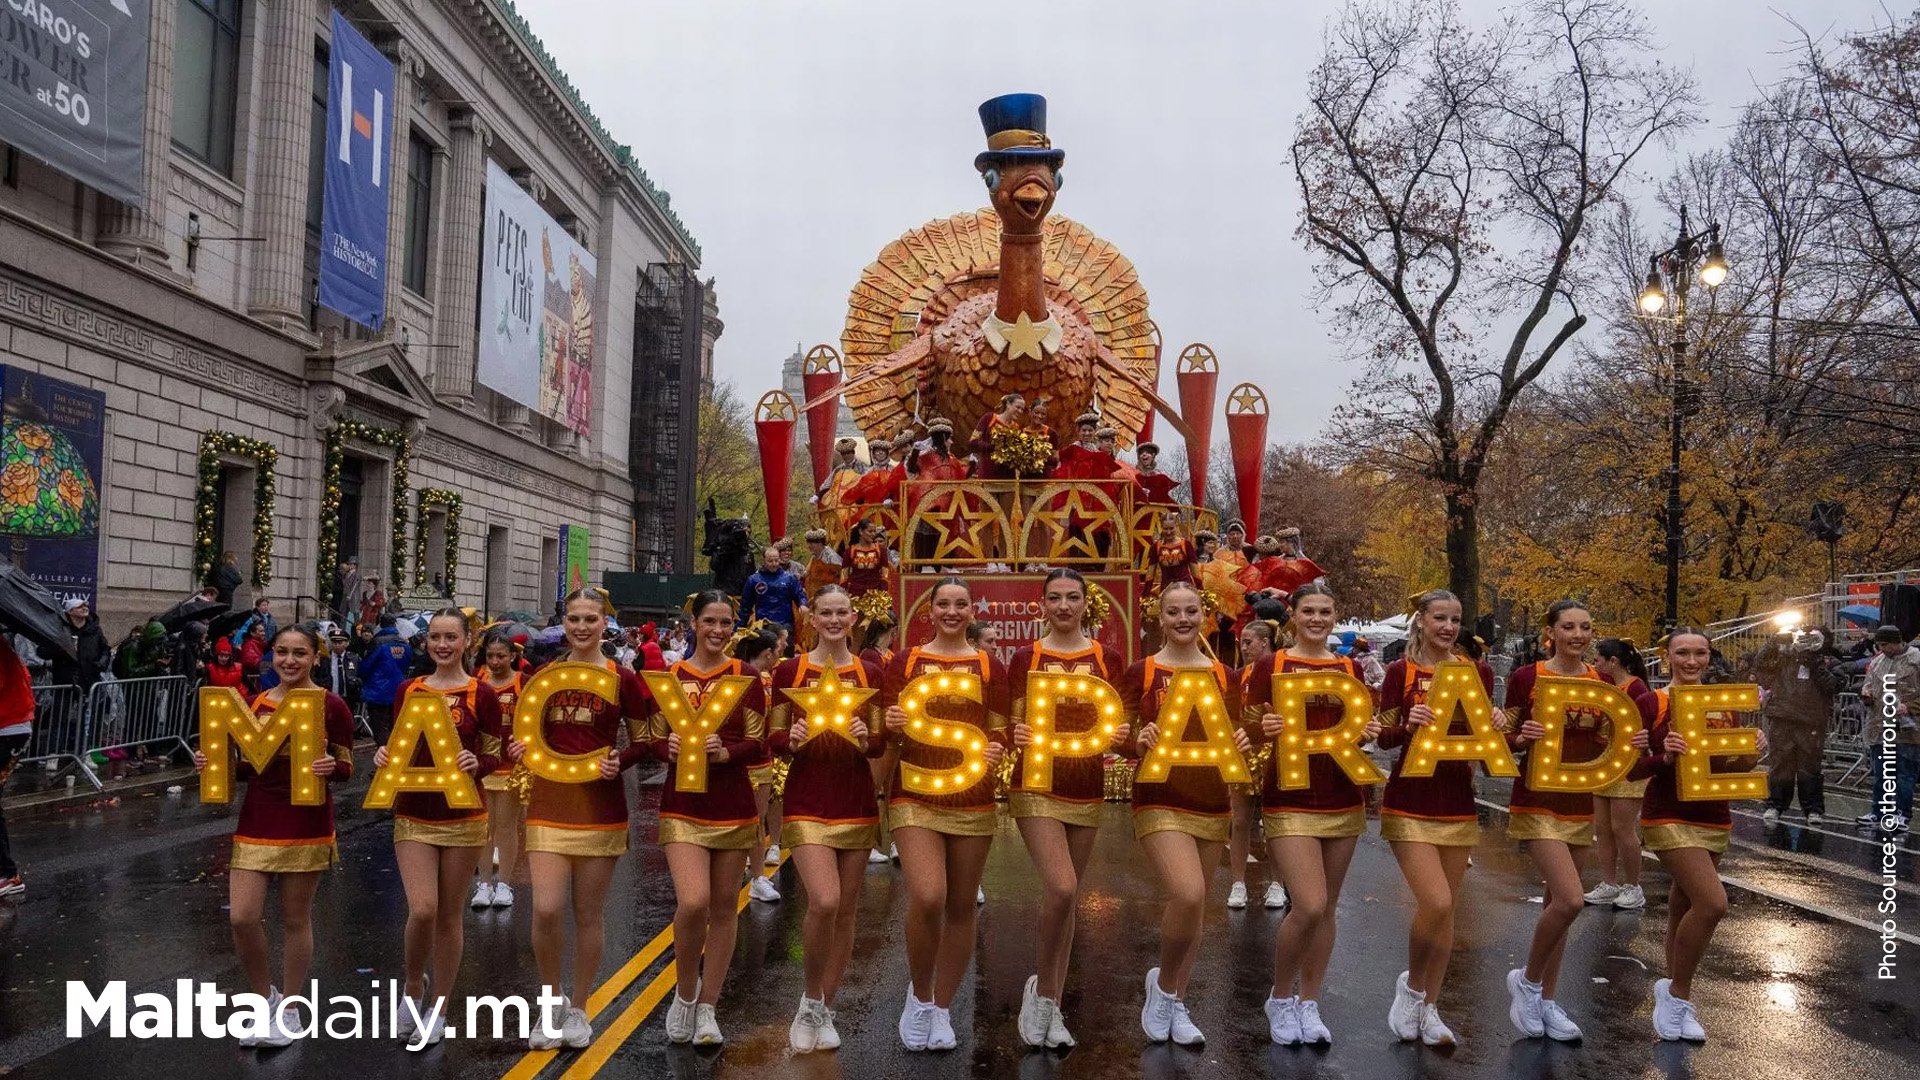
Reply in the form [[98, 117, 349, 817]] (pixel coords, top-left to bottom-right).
[[630, 262, 704, 573]]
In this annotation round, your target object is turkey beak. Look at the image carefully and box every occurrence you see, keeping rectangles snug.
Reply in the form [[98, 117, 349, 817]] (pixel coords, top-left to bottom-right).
[[1012, 179, 1050, 218]]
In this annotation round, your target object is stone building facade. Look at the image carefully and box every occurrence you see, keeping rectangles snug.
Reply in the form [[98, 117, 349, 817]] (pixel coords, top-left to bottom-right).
[[0, 0, 708, 634]]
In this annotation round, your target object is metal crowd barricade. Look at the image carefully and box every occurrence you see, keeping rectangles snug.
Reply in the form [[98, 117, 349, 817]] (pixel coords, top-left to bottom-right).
[[84, 675, 194, 765], [19, 683, 99, 791], [1829, 675, 1875, 789]]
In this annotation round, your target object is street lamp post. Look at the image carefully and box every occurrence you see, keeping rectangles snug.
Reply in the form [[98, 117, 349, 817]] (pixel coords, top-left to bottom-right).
[[1637, 204, 1729, 635]]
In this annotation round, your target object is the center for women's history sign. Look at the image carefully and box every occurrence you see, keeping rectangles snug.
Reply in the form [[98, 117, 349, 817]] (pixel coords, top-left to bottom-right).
[[478, 161, 598, 437]]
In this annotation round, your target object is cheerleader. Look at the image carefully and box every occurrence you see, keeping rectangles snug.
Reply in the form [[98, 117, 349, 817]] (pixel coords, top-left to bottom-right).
[[1375, 589, 1503, 1048], [881, 576, 1009, 1051], [649, 590, 769, 1046], [1631, 628, 1767, 1041], [769, 585, 885, 1052], [1502, 600, 1606, 1042], [1006, 569, 1131, 1048], [191, 625, 356, 1047], [474, 630, 525, 908], [1128, 582, 1253, 1046], [1586, 638, 1651, 909], [735, 631, 784, 901], [969, 393, 1027, 480], [503, 587, 650, 1050], [376, 609, 503, 1043], [1227, 619, 1281, 912], [1244, 583, 1381, 1045], [844, 519, 894, 604], [858, 614, 900, 865], [1150, 517, 1197, 595]]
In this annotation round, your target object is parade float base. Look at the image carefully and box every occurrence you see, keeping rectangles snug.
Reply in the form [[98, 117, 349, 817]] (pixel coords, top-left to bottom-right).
[[896, 571, 1140, 665]]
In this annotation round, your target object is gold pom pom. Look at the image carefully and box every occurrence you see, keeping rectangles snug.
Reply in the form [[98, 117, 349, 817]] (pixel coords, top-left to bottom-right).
[[1083, 584, 1112, 630], [1104, 757, 1137, 801], [990, 425, 1051, 477], [507, 761, 533, 804], [852, 589, 894, 625], [770, 756, 791, 798]]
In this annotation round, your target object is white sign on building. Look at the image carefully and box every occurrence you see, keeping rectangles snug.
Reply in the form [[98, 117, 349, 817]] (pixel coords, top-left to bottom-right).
[[477, 161, 597, 436]]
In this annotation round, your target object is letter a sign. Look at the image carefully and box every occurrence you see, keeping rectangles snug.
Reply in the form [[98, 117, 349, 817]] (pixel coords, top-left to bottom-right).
[[318, 11, 394, 330]]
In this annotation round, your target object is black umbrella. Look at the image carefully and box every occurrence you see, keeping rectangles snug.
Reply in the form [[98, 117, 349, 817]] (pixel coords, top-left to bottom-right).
[[0, 553, 77, 662], [155, 596, 228, 633], [206, 609, 252, 644]]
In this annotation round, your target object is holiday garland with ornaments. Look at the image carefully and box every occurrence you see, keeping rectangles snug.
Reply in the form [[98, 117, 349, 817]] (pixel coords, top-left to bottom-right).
[[316, 420, 411, 601], [414, 488, 463, 593], [193, 432, 278, 588]]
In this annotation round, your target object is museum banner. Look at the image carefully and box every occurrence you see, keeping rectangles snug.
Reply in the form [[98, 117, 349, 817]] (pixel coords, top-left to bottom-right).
[[316, 11, 392, 330], [478, 161, 598, 437], [0, 366, 104, 609], [0, 0, 150, 205]]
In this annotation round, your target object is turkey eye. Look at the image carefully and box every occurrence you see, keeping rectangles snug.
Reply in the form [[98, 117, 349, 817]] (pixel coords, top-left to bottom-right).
[[983, 168, 999, 191], [1053, 169, 1064, 191]]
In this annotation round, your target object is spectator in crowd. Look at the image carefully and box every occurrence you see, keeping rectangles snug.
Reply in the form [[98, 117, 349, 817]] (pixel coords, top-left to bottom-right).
[[231, 598, 277, 648], [114, 622, 172, 681], [358, 616, 413, 743], [208, 550, 244, 608], [360, 578, 388, 630], [0, 635, 34, 899], [739, 546, 807, 649], [1747, 630, 1839, 825], [613, 629, 638, 670], [1860, 625, 1920, 833], [237, 621, 270, 690], [637, 624, 665, 671], [333, 559, 362, 625], [49, 598, 110, 691], [349, 622, 377, 663], [320, 630, 361, 706], [206, 639, 247, 691]]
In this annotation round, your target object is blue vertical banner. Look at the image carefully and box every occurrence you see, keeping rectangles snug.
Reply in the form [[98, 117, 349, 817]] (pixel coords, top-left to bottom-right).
[[0, 367, 105, 610], [317, 12, 394, 330]]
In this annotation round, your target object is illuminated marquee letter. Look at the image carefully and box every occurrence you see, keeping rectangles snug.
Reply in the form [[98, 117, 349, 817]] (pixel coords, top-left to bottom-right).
[[1019, 671, 1122, 792], [1399, 661, 1520, 778], [1670, 683, 1767, 802], [363, 686, 482, 810], [1527, 677, 1643, 793], [641, 671, 757, 794], [897, 669, 988, 795], [1271, 670, 1387, 790], [514, 661, 621, 785], [780, 664, 874, 749], [197, 686, 327, 805], [1134, 669, 1248, 785]]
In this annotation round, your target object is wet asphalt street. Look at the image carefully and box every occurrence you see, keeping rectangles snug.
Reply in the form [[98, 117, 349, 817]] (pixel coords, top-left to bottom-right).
[[0, 751, 1915, 1080]]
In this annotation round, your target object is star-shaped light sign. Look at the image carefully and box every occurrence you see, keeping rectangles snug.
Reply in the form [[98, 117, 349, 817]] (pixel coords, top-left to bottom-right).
[[780, 663, 875, 749]]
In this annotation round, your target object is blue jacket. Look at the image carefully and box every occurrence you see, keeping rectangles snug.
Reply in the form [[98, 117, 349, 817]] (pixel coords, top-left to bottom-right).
[[230, 612, 278, 649], [739, 568, 806, 629], [357, 631, 413, 706]]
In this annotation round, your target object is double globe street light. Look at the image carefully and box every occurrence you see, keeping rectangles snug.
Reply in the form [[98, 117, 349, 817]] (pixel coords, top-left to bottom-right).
[[1636, 204, 1730, 634]]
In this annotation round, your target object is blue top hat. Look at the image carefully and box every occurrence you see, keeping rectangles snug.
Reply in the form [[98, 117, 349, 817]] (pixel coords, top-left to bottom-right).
[[975, 93, 1066, 171]]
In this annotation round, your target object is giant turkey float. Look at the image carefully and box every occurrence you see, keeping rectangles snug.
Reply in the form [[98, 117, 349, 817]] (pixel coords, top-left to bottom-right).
[[748, 94, 1290, 661]]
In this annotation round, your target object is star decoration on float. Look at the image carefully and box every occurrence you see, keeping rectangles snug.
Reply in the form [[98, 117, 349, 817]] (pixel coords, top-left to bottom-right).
[[925, 490, 1005, 562], [983, 311, 1064, 361], [780, 663, 874, 749], [1227, 384, 1267, 414], [1024, 486, 1119, 562]]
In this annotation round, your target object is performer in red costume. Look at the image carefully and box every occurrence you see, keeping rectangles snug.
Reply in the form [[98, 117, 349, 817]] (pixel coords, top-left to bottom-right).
[[1133, 442, 1180, 506], [970, 393, 1027, 480], [1236, 530, 1325, 601], [1149, 516, 1198, 596]]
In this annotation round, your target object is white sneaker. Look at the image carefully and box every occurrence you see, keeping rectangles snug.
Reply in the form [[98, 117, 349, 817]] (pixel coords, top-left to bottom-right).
[[765, 842, 782, 867], [470, 880, 494, 908], [493, 883, 515, 907], [237, 988, 280, 1048], [1613, 884, 1647, 910], [1541, 1000, 1582, 1041], [1265, 995, 1302, 1045], [1582, 881, 1622, 905], [529, 995, 565, 1049], [1894, 815, 1911, 834], [749, 875, 781, 902], [1046, 1002, 1075, 1048], [692, 1003, 722, 1045], [817, 1006, 842, 1050], [1227, 881, 1248, 909], [1418, 1003, 1455, 1046], [928, 1006, 957, 1050], [1018, 975, 1049, 1048], [1762, 807, 1782, 824], [415, 1011, 447, 1047], [1653, 978, 1706, 1041], [258, 994, 297, 1048], [1168, 999, 1204, 1046], [791, 996, 824, 1053], [1297, 998, 1332, 1044], [869, 848, 890, 864], [1858, 811, 1881, 827], [1806, 812, 1824, 825], [1141, 967, 1174, 1042], [396, 994, 420, 1039], [899, 988, 934, 1051], [1264, 882, 1289, 909], [665, 993, 696, 1044], [1506, 968, 1544, 1037], [561, 1003, 592, 1048], [977, 886, 986, 905], [1387, 971, 1424, 1041]]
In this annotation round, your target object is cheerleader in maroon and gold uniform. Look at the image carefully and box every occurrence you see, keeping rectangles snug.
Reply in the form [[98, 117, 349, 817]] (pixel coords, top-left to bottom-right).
[[1588, 638, 1652, 908], [645, 589, 768, 1047], [1375, 589, 1503, 1048], [857, 614, 900, 865], [768, 585, 885, 1052], [1630, 627, 1767, 1042], [1500, 600, 1610, 1042], [475, 630, 526, 908], [375, 609, 503, 1044], [1243, 583, 1381, 1045], [1006, 569, 1130, 1048], [881, 576, 1009, 1051], [1150, 517, 1197, 597], [1127, 582, 1253, 1047], [503, 588, 651, 1051], [1227, 619, 1279, 911], [192, 626, 356, 1048], [843, 519, 894, 605]]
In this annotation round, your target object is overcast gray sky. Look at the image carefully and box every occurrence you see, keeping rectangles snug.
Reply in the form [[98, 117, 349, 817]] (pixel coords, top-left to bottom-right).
[[516, 0, 1891, 444]]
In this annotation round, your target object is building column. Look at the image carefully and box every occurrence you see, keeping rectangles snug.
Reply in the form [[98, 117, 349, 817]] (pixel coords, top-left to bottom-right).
[[247, 0, 321, 333], [96, 0, 177, 270], [433, 111, 489, 409], [379, 37, 422, 333]]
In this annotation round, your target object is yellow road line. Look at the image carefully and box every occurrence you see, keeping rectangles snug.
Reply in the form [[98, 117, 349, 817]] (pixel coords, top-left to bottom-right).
[[499, 857, 784, 1080]]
